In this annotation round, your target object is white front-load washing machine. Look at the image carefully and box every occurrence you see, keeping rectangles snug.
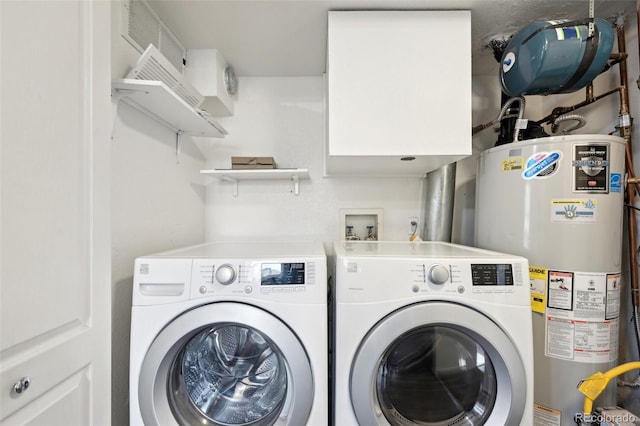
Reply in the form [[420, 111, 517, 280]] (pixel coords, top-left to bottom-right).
[[333, 241, 533, 426], [130, 241, 328, 426]]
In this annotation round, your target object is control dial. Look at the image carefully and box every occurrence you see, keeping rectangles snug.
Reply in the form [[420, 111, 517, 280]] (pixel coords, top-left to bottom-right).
[[215, 264, 236, 285], [428, 264, 449, 285]]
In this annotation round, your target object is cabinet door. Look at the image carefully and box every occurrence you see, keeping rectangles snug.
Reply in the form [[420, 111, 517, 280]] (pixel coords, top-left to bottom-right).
[[0, 1, 111, 424], [326, 11, 471, 175]]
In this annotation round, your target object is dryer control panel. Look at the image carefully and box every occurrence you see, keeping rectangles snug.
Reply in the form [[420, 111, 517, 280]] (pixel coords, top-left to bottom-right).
[[337, 255, 529, 306]]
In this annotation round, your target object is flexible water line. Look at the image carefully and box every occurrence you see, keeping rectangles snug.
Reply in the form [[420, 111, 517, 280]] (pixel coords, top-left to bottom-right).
[[496, 96, 526, 142], [552, 113, 587, 134]]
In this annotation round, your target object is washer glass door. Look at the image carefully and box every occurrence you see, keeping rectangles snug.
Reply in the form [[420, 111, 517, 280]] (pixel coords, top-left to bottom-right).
[[350, 302, 527, 426], [169, 324, 288, 425], [138, 303, 313, 426]]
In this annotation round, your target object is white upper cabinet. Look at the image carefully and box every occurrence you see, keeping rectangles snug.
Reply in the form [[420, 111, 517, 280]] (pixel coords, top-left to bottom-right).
[[325, 10, 472, 177]]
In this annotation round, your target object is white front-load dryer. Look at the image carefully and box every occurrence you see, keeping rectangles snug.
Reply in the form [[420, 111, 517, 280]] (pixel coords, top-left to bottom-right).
[[130, 241, 328, 426], [333, 241, 533, 426]]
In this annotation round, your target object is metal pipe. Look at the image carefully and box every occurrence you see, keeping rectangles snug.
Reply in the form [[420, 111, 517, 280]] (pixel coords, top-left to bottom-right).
[[617, 19, 640, 356], [424, 162, 456, 242], [625, 144, 639, 308], [617, 26, 630, 118], [626, 176, 640, 197], [552, 113, 587, 134], [535, 87, 623, 127], [609, 53, 629, 61], [472, 96, 526, 139], [586, 82, 594, 101]]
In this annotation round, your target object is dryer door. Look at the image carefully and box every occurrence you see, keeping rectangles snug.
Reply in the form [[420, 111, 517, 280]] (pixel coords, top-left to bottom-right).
[[137, 303, 313, 426], [350, 301, 527, 426]]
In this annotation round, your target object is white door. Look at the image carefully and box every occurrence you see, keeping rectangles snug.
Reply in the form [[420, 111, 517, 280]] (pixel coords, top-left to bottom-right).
[[0, 1, 111, 424]]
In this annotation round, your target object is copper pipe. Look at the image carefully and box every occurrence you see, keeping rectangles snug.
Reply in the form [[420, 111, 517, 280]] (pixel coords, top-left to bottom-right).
[[626, 146, 639, 307], [534, 87, 623, 126], [609, 53, 629, 61], [586, 83, 594, 101], [627, 170, 640, 200], [618, 22, 640, 308], [472, 121, 496, 135], [618, 27, 630, 115]]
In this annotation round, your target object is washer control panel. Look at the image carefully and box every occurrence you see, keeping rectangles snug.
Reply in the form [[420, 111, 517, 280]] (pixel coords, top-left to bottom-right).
[[427, 263, 450, 285], [190, 258, 319, 299]]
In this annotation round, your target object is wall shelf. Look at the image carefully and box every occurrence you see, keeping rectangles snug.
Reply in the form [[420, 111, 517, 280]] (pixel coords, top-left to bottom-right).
[[112, 79, 227, 137], [201, 168, 309, 196]]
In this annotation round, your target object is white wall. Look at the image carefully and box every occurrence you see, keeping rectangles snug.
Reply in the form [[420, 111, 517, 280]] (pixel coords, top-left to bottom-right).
[[203, 77, 427, 252], [109, 3, 208, 424], [200, 75, 542, 250]]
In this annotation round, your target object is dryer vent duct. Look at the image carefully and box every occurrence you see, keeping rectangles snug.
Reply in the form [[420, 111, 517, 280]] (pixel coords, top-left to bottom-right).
[[424, 162, 456, 242]]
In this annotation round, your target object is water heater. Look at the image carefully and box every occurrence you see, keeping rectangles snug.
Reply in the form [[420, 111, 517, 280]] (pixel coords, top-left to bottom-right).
[[474, 135, 625, 425]]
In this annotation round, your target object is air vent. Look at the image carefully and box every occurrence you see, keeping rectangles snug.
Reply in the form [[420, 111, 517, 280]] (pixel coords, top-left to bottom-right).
[[121, 0, 186, 73], [127, 44, 204, 109]]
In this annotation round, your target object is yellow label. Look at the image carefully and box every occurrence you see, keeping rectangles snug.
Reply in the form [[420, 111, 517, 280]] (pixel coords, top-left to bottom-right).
[[529, 266, 547, 313], [502, 157, 524, 171]]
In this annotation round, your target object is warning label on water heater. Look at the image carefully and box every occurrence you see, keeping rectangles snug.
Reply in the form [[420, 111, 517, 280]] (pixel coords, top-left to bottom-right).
[[544, 270, 621, 363], [529, 266, 547, 314], [572, 144, 609, 193]]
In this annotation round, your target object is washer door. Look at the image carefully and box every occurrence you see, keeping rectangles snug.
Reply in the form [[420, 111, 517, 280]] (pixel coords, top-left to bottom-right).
[[350, 302, 527, 426], [138, 303, 313, 426]]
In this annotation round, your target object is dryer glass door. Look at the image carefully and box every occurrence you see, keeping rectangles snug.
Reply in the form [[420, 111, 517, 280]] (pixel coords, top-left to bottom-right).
[[350, 302, 527, 426], [376, 325, 496, 425]]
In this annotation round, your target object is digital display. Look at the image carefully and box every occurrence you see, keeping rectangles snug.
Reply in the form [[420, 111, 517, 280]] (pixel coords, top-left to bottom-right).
[[471, 264, 514, 286], [261, 263, 305, 285]]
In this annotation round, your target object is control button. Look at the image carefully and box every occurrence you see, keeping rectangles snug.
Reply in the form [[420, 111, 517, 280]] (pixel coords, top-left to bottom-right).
[[457, 286, 465, 294], [411, 285, 419, 293], [215, 264, 236, 285], [428, 264, 450, 285], [296, 286, 305, 292], [244, 286, 253, 294], [199, 286, 207, 294]]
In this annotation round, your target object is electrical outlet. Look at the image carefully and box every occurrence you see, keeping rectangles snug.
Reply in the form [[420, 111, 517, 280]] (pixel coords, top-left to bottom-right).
[[407, 216, 420, 237], [408, 217, 419, 235]]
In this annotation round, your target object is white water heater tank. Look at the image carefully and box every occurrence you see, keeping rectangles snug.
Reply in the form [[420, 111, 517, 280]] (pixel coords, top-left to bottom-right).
[[474, 134, 625, 426]]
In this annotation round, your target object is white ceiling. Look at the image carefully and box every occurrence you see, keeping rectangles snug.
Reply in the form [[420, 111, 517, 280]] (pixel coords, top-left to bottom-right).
[[148, 0, 637, 77]]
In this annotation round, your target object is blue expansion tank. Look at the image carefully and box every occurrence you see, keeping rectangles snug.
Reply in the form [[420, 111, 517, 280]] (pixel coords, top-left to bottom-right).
[[500, 18, 615, 97]]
